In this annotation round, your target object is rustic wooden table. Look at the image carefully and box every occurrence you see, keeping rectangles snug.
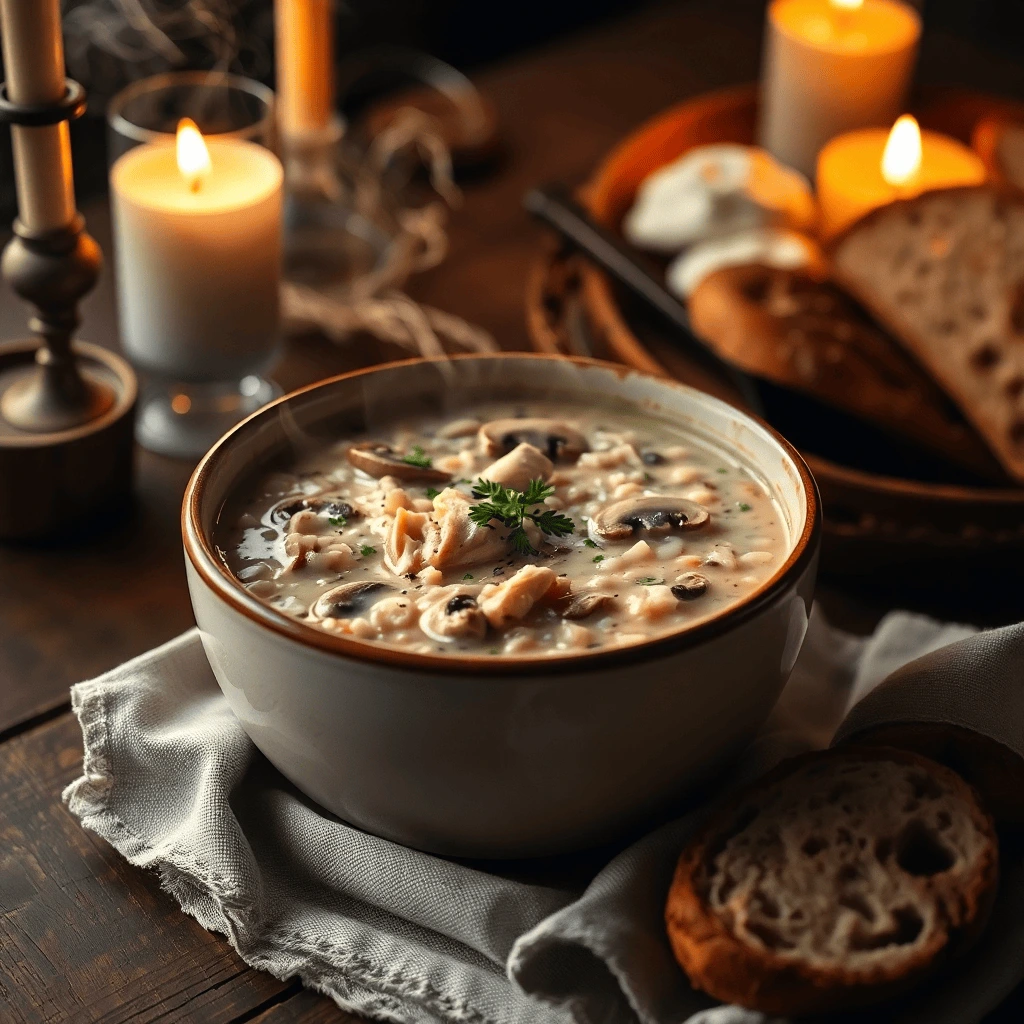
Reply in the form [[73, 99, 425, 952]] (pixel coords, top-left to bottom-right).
[[3, 2, 1024, 1020]]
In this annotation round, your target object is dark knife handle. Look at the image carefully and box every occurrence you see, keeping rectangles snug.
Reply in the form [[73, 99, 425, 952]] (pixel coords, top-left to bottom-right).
[[523, 183, 763, 413]]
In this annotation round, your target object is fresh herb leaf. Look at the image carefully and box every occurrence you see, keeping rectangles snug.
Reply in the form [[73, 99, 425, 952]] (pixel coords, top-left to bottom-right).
[[738, 502, 751, 512], [328, 515, 347, 527], [635, 577, 662, 585], [531, 509, 575, 537], [462, 572, 474, 580], [592, 554, 604, 563], [510, 528, 538, 555], [523, 478, 555, 505], [471, 478, 503, 500], [402, 445, 432, 468], [359, 544, 376, 556], [468, 477, 574, 556], [425, 487, 440, 500], [583, 538, 598, 548], [716, 467, 728, 474]]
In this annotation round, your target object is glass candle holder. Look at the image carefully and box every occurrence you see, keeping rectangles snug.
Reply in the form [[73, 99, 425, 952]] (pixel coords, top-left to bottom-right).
[[107, 71, 283, 458]]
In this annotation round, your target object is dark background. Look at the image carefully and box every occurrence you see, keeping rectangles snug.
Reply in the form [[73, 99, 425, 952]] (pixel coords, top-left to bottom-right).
[[2, 0, 1024, 224]]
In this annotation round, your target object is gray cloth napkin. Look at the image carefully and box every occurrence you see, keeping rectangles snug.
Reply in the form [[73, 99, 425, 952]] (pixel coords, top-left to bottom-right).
[[62, 608, 1024, 1024]]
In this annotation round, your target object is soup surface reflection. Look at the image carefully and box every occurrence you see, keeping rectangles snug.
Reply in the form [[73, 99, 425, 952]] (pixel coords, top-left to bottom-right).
[[215, 402, 790, 658]]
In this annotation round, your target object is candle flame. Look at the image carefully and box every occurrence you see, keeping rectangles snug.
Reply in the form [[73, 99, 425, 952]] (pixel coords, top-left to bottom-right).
[[176, 118, 211, 193], [881, 115, 922, 187], [829, 0, 864, 9]]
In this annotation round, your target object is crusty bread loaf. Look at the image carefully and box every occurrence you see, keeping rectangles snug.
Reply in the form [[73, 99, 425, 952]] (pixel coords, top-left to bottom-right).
[[665, 746, 998, 1016], [830, 186, 1024, 482], [689, 264, 1003, 479]]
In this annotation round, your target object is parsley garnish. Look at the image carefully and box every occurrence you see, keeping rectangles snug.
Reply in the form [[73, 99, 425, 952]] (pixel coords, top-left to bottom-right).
[[636, 577, 662, 585], [425, 486, 440, 500], [359, 544, 376, 556], [468, 478, 575, 555], [328, 515, 347, 527], [716, 467, 728, 474], [738, 502, 751, 512], [592, 554, 604, 563], [402, 445, 432, 468], [583, 538, 598, 548], [463, 572, 474, 580]]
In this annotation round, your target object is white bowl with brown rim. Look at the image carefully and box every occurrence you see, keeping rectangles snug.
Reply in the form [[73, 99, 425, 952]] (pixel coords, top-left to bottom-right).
[[183, 354, 820, 857]]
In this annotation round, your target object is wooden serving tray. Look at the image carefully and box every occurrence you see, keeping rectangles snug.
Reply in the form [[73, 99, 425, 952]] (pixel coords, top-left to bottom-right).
[[526, 85, 1024, 578]]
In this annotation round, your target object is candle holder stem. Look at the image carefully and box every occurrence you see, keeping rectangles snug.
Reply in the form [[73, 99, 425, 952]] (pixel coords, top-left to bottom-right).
[[0, 215, 114, 432]]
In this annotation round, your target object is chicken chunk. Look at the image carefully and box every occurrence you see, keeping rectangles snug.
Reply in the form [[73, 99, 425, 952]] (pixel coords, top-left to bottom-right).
[[478, 442, 553, 492], [478, 565, 559, 628], [383, 507, 430, 575], [420, 488, 511, 571]]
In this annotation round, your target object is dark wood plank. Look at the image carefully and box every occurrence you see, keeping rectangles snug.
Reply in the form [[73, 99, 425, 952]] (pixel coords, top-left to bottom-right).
[[0, 714, 294, 1023]]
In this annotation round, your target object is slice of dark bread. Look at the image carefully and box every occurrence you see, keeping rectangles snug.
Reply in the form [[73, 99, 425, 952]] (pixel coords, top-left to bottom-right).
[[830, 186, 1024, 482], [688, 264, 1003, 479], [665, 746, 998, 1016]]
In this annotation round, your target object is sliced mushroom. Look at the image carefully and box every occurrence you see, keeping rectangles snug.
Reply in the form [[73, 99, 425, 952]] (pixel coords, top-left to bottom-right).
[[671, 572, 709, 600], [479, 442, 553, 491], [589, 495, 710, 542], [346, 442, 450, 483], [478, 418, 588, 462], [312, 581, 394, 618], [419, 592, 488, 643], [561, 593, 612, 620], [270, 495, 356, 527]]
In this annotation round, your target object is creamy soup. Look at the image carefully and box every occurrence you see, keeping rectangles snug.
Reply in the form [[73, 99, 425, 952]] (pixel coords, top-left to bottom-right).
[[215, 402, 789, 658]]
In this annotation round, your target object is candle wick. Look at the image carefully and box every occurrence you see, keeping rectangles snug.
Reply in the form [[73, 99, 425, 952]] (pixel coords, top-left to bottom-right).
[[189, 177, 201, 195]]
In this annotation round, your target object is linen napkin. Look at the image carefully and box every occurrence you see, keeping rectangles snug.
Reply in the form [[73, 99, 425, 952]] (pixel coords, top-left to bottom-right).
[[63, 609, 1024, 1024]]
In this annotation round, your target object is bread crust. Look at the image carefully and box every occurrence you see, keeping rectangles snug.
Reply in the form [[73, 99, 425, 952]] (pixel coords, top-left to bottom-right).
[[688, 264, 1003, 480], [665, 746, 999, 1016]]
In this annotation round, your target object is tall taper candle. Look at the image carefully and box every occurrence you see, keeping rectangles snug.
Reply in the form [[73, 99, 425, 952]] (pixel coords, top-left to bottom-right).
[[0, 0, 77, 230], [275, 0, 335, 138]]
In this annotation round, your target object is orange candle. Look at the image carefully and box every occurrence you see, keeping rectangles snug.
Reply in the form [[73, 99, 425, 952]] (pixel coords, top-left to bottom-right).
[[275, 0, 335, 138], [760, 0, 921, 178], [816, 115, 987, 237]]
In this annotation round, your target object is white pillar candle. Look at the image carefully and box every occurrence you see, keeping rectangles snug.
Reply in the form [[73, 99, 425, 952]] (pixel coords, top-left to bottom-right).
[[110, 127, 284, 381], [275, 0, 335, 138], [759, 0, 921, 178], [0, 0, 77, 231]]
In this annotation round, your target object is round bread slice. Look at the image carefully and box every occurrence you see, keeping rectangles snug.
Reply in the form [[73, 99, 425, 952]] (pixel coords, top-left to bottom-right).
[[665, 746, 998, 1016]]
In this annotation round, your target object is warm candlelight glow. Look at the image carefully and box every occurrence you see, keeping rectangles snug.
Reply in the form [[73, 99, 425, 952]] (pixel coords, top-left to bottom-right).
[[881, 114, 922, 186], [176, 118, 211, 192], [829, 0, 864, 10]]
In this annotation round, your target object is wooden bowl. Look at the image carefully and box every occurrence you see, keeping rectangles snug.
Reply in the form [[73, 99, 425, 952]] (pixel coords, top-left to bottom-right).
[[526, 86, 1024, 575]]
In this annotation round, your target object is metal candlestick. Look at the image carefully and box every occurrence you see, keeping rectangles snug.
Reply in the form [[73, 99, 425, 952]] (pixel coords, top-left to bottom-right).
[[0, 76, 136, 540]]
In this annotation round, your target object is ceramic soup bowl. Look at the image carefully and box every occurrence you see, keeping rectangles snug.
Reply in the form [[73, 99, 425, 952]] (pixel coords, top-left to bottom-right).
[[183, 354, 820, 857]]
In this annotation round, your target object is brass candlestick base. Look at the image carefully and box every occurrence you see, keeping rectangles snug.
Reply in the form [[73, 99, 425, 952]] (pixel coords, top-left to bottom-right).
[[0, 215, 115, 431], [0, 76, 137, 541]]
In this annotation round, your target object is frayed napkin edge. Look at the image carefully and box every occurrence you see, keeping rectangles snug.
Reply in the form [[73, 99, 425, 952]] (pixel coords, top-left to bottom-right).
[[60, 661, 514, 1024]]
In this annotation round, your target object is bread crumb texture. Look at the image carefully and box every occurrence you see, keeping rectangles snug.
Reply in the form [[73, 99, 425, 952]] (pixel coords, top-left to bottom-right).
[[667, 748, 998, 1015], [833, 187, 1024, 481]]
